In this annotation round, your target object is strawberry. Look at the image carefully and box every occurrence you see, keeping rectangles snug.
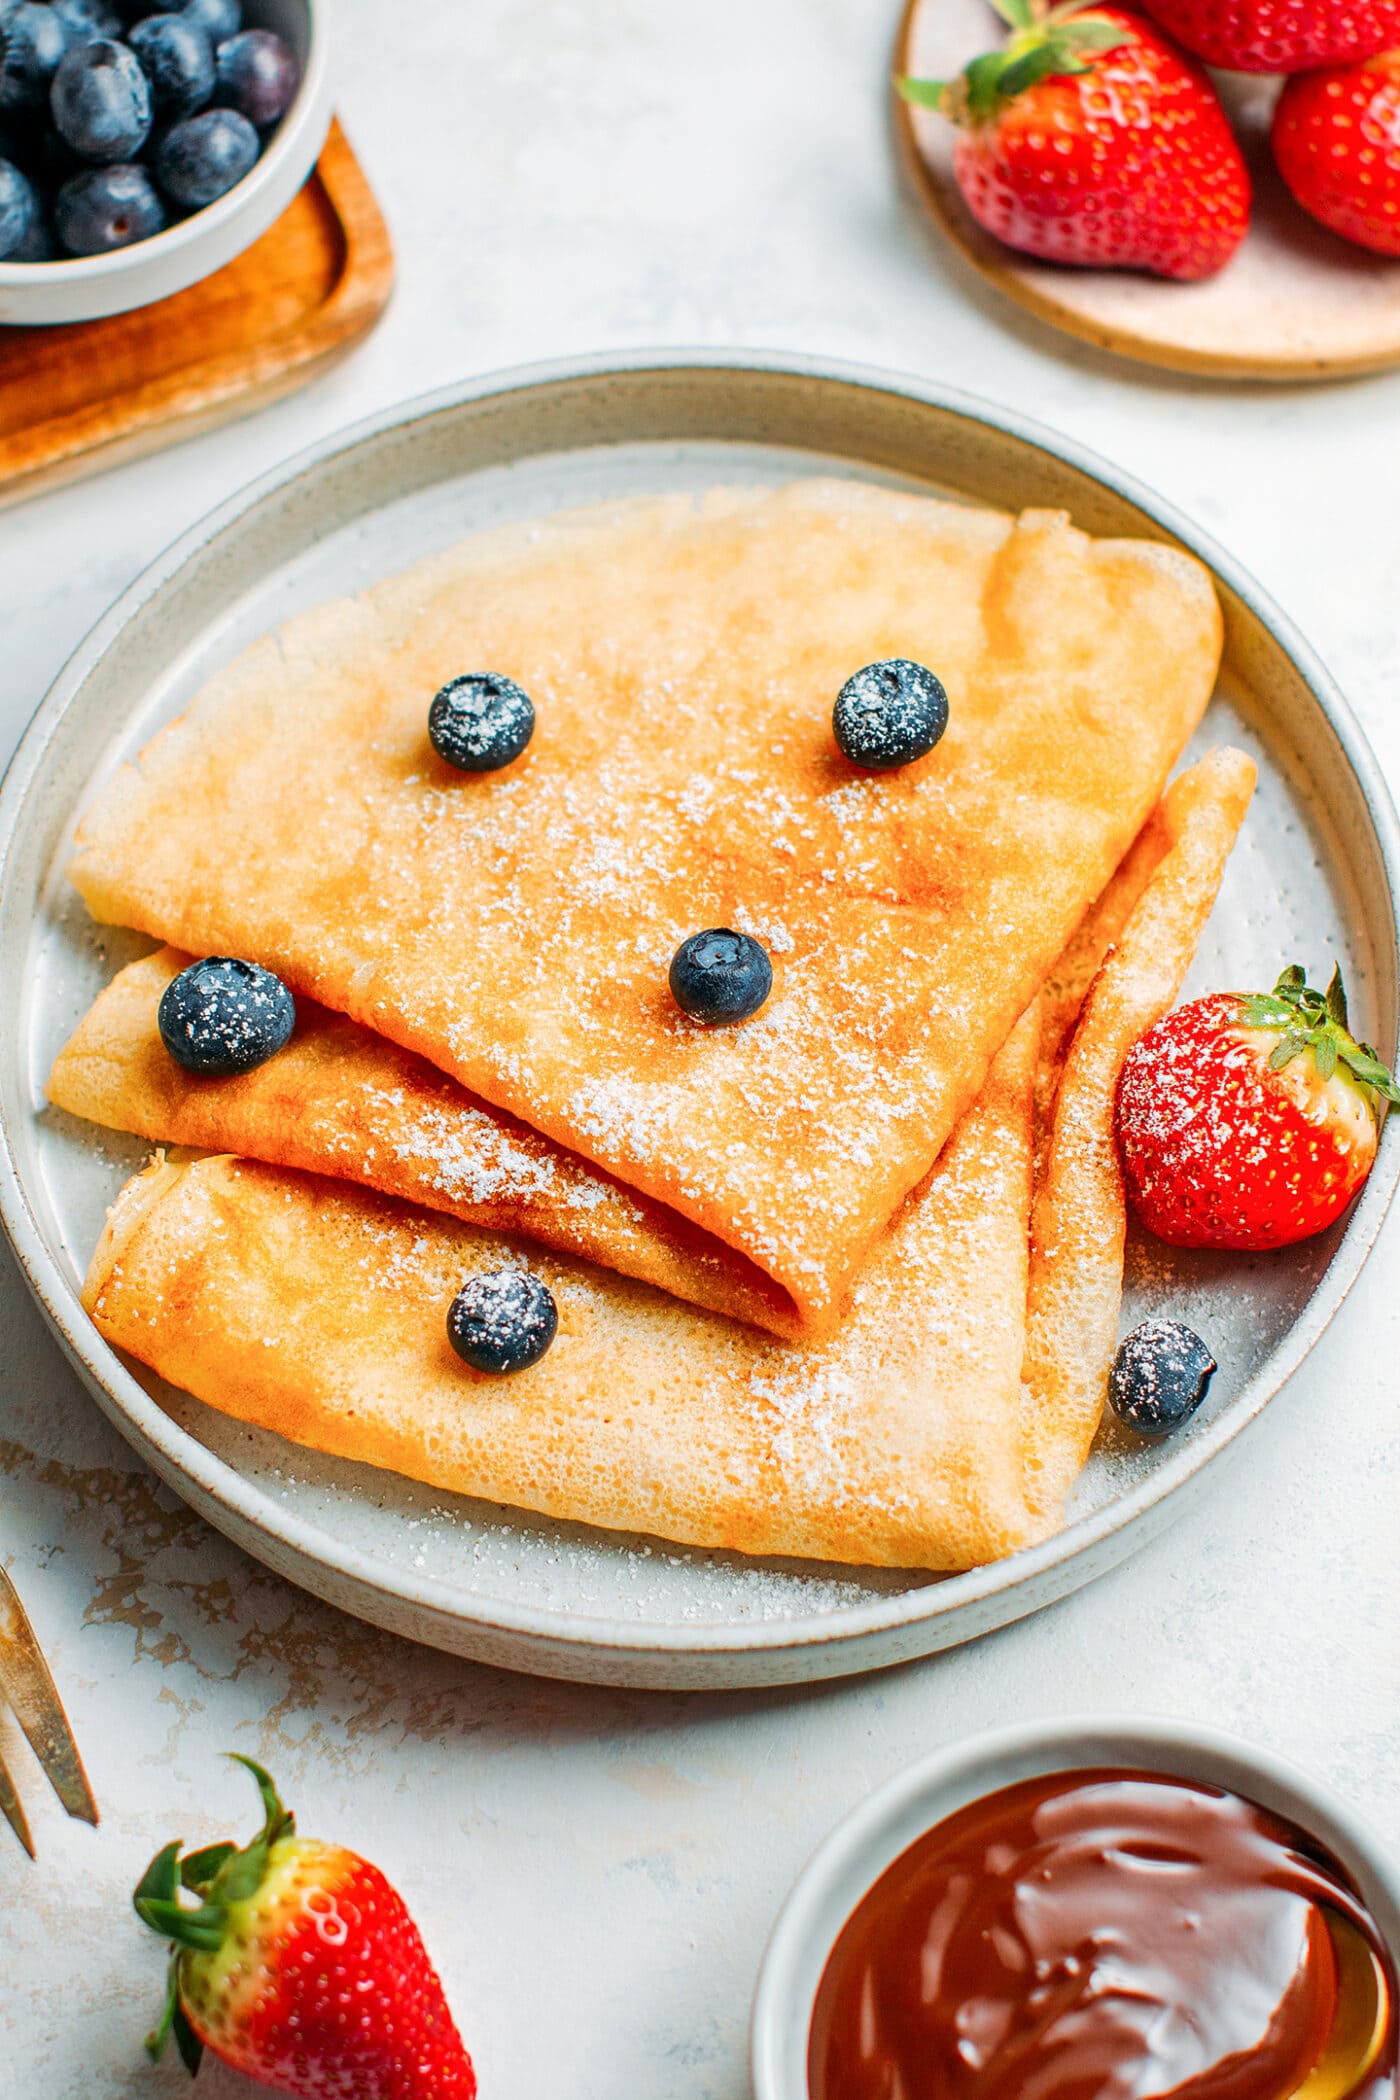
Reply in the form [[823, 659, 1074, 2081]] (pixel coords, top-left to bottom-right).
[[1138, 0, 1400, 73], [133, 1757, 477, 2098], [1115, 965, 1399, 1251], [1272, 51, 1400, 256], [899, 0, 1250, 282]]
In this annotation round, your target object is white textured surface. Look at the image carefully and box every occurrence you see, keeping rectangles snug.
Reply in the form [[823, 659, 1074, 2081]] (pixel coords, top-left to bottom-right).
[[1, 3, 1399, 2094]]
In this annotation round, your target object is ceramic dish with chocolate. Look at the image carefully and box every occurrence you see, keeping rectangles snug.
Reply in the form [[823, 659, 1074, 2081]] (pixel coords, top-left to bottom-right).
[[753, 1718, 1400, 2100]]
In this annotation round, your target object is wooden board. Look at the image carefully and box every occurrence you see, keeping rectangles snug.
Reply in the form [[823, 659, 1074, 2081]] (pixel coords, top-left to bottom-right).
[[0, 121, 393, 506], [897, 0, 1400, 381]]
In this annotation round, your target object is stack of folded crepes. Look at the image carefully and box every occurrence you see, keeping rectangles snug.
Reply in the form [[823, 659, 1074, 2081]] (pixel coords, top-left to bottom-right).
[[52, 481, 1256, 1570]]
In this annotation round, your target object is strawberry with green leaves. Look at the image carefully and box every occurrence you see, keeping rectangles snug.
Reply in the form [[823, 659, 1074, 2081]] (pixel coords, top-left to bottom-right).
[[900, 0, 1250, 282], [1115, 965, 1399, 1251], [133, 1757, 477, 2098]]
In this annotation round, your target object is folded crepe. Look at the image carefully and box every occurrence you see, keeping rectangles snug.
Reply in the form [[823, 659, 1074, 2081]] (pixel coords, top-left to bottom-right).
[[78, 751, 1254, 1570], [46, 738, 1233, 1349], [48, 948, 802, 1341], [85, 1013, 1044, 1571], [1022, 746, 1257, 1516], [69, 481, 1223, 1332]]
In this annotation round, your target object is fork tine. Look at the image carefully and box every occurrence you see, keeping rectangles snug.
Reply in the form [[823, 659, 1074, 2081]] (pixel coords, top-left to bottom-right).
[[0, 1567, 98, 1829], [0, 1738, 35, 1859]]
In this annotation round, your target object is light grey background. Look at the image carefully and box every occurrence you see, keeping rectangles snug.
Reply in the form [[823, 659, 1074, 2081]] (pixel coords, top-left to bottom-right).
[[1, 3, 1398, 2094]]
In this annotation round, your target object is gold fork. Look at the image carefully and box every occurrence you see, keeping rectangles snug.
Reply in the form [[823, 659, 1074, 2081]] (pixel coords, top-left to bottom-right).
[[0, 1565, 98, 1856]]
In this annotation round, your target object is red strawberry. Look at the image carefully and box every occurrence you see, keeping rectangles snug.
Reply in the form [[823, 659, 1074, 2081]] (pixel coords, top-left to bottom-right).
[[1115, 965, 1398, 1251], [1138, 0, 1400, 73], [899, 0, 1250, 282], [133, 1757, 477, 2098], [1272, 51, 1400, 256]]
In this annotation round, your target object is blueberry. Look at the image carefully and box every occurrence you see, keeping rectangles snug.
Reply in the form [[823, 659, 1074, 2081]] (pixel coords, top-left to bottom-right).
[[428, 673, 535, 773], [0, 152, 37, 254], [180, 0, 238, 40], [0, 4, 69, 118], [833, 658, 949, 772], [447, 1269, 558, 1377], [156, 956, 296, 1076], [55, 158, 161, 248], [129, 13, 213, 118], [153, 101, 253, 204], [54, 0, 124, 42], [669, 929, 773, 1026], [213, 27, 296, 127], [51, 37, 152, 160], [9, 191, 51, 254], [1108, 1319, 1217, 1439]]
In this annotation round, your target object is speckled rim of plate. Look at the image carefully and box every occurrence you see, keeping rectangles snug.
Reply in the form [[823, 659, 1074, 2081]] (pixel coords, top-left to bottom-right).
[[750, 1715, 1400, 2099], [1, 351, 1397, 1689]]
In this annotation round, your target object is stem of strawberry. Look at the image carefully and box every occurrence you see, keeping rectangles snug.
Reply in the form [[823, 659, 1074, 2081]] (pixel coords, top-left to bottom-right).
[[133, 1759, 302, 2075], [897, 6, 1128, 124]]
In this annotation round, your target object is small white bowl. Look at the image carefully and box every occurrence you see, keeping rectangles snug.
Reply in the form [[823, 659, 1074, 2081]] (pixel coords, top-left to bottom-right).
[[0, 0, 331, 326], [751, 1716, 1400, 2100]]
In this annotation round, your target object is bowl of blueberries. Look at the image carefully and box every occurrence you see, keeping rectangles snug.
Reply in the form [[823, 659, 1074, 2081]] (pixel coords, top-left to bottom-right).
[[0, 0, 330, 322]]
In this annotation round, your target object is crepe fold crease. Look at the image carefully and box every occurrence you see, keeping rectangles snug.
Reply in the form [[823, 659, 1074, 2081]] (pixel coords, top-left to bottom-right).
[[69, 481, 1224, 1329]]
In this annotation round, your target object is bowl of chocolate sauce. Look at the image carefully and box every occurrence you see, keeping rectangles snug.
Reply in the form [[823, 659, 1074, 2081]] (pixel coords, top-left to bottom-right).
[[752, 1719, 1400, 2100]]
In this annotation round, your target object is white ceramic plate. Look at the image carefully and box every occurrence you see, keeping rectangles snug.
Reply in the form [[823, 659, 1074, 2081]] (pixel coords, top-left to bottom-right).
[[1, 354, 1397, 1688]]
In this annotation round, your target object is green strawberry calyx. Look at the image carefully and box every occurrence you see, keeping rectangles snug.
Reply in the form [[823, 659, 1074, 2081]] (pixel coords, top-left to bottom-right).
[[133, 1755, 297, 2078], [897, 0, 1128, 126], [1239, 964, 1400, 1111]]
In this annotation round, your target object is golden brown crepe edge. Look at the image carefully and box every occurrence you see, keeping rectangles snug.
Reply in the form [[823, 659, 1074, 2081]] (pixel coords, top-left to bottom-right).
[[1020, 745, 1258, 1522]]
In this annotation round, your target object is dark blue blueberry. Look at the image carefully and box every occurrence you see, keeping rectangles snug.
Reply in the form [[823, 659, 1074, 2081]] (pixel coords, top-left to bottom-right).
[[669, 929, 773, 1027], [154, 101, 253, 205], [0, 4, 69, 118], [156, 956, 296, 1076], [54, 0, 125, 42], [55, 158, 162, 249], [9, 191, 52, 255], [428, 672, 535, 773], [447, 1269, 558, 1376], [51, 37, 152, 160], [833, 658, 949, 772], [0, 152, 37, 255], [180, 0, 238, 40], [1108, 1319, 1217, 1440], [213, 27, 296, 126], [129, 13, 213, 119]]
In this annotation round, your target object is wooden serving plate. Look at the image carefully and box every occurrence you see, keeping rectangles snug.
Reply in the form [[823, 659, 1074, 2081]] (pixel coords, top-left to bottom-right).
[[897, 0, 1400, 380], [0, 120, 393, 506]]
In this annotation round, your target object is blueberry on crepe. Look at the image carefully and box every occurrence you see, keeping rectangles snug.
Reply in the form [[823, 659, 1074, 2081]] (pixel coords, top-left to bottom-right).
[[833, 658, 948, 771], [669, 929, 773, 1026], [447, 1269, 558, 1375], [157, 957, 295, 1077], [428, 673, 535, 772]]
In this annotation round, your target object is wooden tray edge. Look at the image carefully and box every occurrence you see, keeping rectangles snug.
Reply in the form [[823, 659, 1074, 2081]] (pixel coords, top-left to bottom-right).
[[0, 120, 395, 509]]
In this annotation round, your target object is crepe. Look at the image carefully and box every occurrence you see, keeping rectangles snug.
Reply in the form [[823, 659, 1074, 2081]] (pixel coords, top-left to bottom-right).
[[69, 481, 1223, 1330], [48, 948, 800, 1340], [1022, 746, 1257, 1513], [84, 1014, 1044, 1572]]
